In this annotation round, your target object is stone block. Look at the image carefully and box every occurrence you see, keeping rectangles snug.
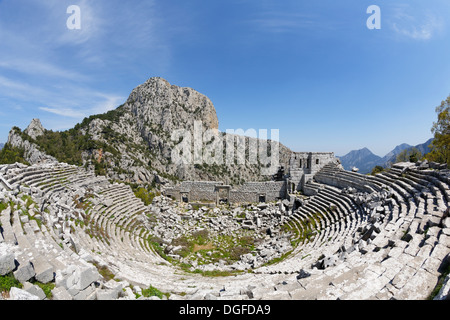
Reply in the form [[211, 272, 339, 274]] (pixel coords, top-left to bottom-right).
[[102, 279, 124, 298], [23, 282, 46, 300], [56, 265, 100, 297], [322, 255, 338, 269], [51, 286, 73, 300], [9, 287, 40, 300], [96, 289, 119, 300], [0, 244, 16, 276], [73, 283, 97, 300], [433, 275, 450, 300], [32, 256, 55, 284], [442, 217, 450, 229], [394, 268, 437, 300], [13, 261, 35, 283]]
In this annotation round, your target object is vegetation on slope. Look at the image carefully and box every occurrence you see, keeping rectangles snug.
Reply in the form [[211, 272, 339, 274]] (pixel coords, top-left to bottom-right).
[[426, 95, 450, 166], [395, 147, 423, 163], [0, 143, 29, 165]]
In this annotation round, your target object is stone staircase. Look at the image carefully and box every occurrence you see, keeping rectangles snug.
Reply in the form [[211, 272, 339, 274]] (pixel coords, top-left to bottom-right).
[[256, 162, 450, 299]]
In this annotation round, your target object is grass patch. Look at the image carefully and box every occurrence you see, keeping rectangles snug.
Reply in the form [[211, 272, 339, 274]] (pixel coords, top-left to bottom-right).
[[0, 273, 23, 297], [32, 281, 55, 299], [92, 262, 116, 281], [428, 260, 450, 300], [150, 229, 261, 276], [263, 250, 293, 267], [0, 202, 8, 212], [192, 269, 244, 277], [140, 285, 170, 299], [193, 243, 215, 252]]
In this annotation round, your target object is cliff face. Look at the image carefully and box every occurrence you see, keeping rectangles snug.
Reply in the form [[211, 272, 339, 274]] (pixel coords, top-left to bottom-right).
[[127, 77, 219, 133], [6, 77, 292, 186]]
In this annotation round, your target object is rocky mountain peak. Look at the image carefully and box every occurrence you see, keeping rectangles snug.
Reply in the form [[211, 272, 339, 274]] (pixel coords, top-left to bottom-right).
[[4, 77, 291, 185], [126, 77, 219, 132], [24, 118, 45, 140]]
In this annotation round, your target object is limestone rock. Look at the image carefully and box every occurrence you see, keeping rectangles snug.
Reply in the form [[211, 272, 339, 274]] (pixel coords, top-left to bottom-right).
[[127, 77, 219, 132], [7, 126, 57, 164], [9, 287, 40, 300], [33, 256, 54, 283], [24, 118, 45, 140], [5, 77, 292, 185], [51, 286, 73, 300], [433, 275, 450, 300], [13, 261, 35, 283], [0, 243, 16, 276], [23, 282, 46, 300], [56, 265, 100, 297]]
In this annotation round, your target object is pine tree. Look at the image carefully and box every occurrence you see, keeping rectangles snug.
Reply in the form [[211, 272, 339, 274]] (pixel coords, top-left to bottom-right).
[[426, 96, 450, 165]]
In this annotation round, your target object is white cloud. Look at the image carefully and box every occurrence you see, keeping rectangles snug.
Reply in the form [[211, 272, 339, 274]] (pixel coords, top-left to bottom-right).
[[390, 6, 444, 41], [0, 75, 51, 102], [0, 59, 88, 82], [38, 91, 126, 119], [392, 18, 443, 40], [0, 0, 167, 137], [91, 94, 126, 115], [38, 107, 86, 118], [0, 73, 125, 121]]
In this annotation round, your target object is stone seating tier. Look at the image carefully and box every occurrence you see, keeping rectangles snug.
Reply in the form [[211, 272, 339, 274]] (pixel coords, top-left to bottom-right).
[[0, 161, 448, 300]]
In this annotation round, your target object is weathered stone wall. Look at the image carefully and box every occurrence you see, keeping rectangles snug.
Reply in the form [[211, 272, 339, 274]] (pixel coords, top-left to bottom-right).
[[188, 181, 223, 202], [164, 180, 286, 204], [289, 152, 335, 172], [288, 152, 336, 191], [164, 152, 336, 203], [165, 181, 223, 202], [230, 181, 287, 203]]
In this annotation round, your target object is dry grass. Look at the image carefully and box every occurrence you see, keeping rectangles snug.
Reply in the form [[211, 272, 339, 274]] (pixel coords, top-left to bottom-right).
[[193, 242, 215, 252]]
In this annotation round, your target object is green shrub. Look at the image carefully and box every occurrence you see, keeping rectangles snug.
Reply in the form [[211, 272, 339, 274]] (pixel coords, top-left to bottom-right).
[[370, 165, 385, 175], [0, 202, 8, 212], [133, 187, 156, 206], [0, 143, 29, 165], [141, 285, 169, 299], [192, 230, 209, 245], [32, 281, 55, 299], [0, 273, 23, 293]]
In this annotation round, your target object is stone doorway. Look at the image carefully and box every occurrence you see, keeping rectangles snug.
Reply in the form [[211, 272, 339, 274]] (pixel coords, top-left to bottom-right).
[[215, 185, 230, 205], [180, 192, 189, 203]]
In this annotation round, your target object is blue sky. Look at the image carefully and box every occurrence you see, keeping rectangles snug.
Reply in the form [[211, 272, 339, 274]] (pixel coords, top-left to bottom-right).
[[0, 0, 449, 156]]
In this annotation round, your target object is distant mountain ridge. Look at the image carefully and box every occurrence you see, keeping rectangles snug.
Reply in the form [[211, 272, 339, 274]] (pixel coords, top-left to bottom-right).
[[338, 138, 433, 174], [337, 148, 382, 174]]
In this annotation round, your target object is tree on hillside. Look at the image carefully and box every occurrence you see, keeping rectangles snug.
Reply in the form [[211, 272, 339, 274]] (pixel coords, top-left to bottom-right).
[[396, 147, 422, 163], [0, 143, 29, 165], [370, 165, 385, 175], [426, 95, 450, 165]]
